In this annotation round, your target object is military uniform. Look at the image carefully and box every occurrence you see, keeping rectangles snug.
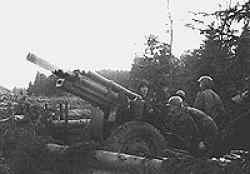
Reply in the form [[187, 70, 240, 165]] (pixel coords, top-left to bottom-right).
[[185, 106, 219, 154], [164, 106, 200, 150], [194, 89, 225, 127]]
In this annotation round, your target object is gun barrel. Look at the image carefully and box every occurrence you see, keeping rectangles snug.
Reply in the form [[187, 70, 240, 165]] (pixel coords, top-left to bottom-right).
[[26, 53, 59, 72], [26, 53, 141, 109], [56, 79, 111, 108], [86, 71, 141, 100]]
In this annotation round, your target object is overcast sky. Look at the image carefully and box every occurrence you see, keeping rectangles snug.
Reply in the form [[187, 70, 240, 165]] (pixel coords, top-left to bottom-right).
[[0, 0, 235, 89]]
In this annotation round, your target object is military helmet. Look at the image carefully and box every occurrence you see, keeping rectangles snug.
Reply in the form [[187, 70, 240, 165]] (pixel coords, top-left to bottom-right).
[[197, 75, 214, 89], [176, 90, 186, 99], [167, 96, 183, 107]]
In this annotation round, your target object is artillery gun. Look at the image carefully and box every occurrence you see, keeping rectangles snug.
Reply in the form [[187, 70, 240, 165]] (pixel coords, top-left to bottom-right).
[[0, 53, 247, 174], [26, 53, 170, 156], [26, 52, 250, 158]]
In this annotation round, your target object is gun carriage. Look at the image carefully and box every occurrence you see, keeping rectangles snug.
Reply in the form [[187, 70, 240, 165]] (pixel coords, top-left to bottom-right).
[[26, 53, 170, 156]]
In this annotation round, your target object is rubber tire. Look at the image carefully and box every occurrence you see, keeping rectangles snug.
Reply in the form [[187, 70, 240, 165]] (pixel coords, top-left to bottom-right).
[[104, 121, 166, 156]]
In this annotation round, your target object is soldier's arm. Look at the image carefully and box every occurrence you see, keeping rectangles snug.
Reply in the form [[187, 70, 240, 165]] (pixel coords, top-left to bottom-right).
[[193, 92, 204, 111], [204, 122, 218, 148], [180, 115, 201, 150], [188, 116, 202, 142]]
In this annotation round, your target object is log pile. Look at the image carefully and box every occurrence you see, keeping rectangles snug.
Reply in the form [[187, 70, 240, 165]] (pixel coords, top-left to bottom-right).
[[0, 115, 249, 174], [0, 100, 249, 174]]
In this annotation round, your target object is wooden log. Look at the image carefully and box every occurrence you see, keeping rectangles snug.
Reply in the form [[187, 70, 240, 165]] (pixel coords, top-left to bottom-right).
[[45, 143, 248, 174], [51, 119, 91, 128], [90, 150, 163, 174], [45, 143, 163, 174]]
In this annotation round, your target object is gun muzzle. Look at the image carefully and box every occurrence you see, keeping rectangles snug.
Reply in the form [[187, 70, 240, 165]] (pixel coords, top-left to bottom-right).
[[26, 53, 59, 72]]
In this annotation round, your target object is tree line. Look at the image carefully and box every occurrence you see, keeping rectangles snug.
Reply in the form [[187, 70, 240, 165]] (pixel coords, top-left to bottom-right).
[[130, 0, 250, 104], [26, 0, 249, 106]]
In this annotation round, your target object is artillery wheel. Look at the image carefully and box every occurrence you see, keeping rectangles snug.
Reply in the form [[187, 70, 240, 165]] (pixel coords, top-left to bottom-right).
[[104, 121, 166, 156]]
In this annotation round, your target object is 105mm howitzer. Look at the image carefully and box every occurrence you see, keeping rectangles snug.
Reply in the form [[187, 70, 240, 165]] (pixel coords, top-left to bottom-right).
[[27, 53, 141, 108], [26, 53, 168, 156]]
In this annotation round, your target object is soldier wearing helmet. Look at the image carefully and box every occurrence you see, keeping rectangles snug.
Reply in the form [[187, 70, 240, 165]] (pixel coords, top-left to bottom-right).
[[176, 90, 185, 99], [165, 96, 199, 151], [175, 89, 188, 106], [166, 95, 219, 156], [185, 106, 219, 156], [194, 75, 225, 128], [168, 95, 183, 107], [197, 76, 215, 90]]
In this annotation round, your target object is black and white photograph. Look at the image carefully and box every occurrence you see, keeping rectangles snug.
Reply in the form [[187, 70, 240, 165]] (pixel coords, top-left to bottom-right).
[[0, 0, 249, 173]]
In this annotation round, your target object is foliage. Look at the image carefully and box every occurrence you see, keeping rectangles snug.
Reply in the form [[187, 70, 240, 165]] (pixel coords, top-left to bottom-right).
[[129, 1, 249, 105], [186, 0, 249, 53], [27, 72, 65, 97], [0, 111, 249, 173], [97, 69, 130, 88], [130, 34, 184, 102], [181, 0, 250, 103]]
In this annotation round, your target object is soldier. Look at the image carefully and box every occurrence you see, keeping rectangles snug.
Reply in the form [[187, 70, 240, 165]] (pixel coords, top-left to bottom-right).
[[137, 80, 150, 99], [194, 75, 226, 128], [185, 106, 219, 156], [162, 86, 171, 104], [166, 96, 219, 156], [175, 89, 188, 106], [136, 80, 155, 115], [165, 96, 199, 151]]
